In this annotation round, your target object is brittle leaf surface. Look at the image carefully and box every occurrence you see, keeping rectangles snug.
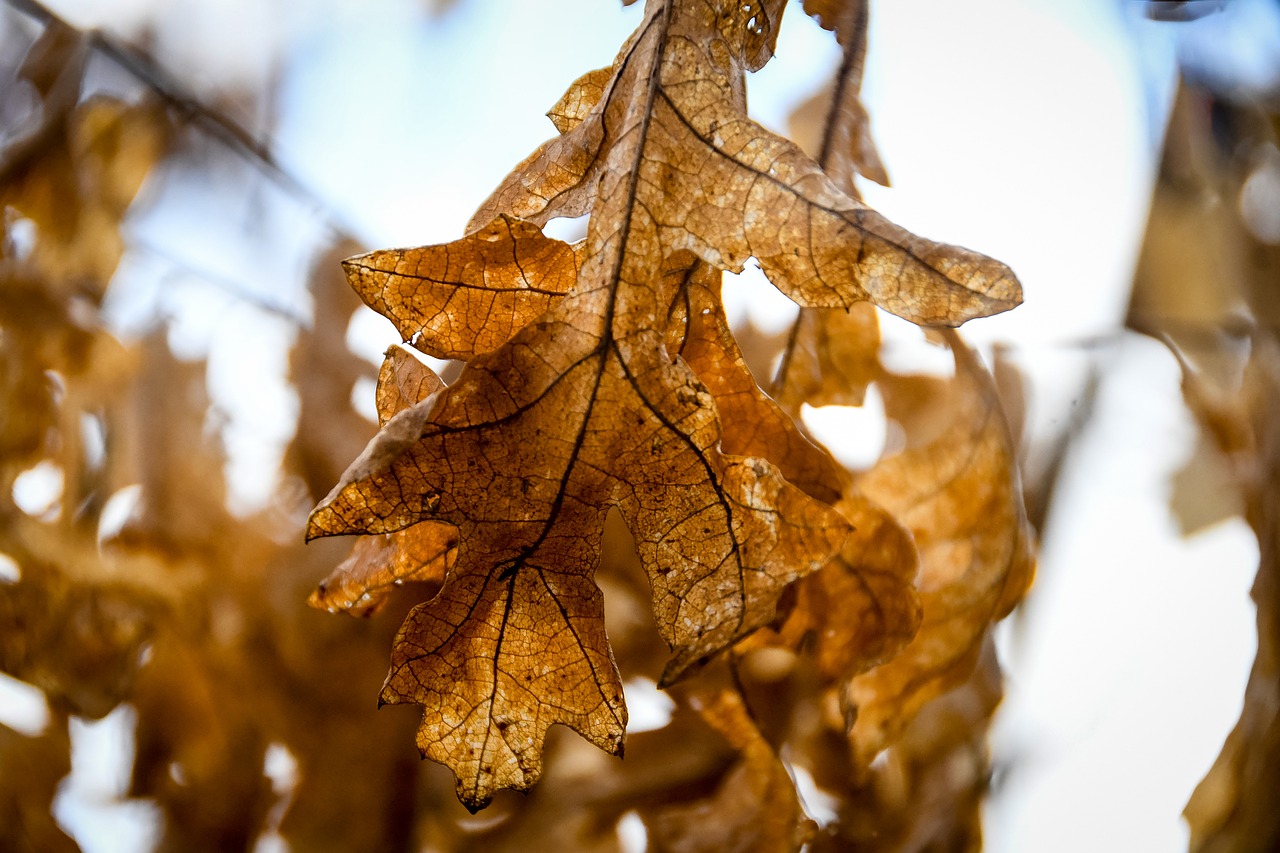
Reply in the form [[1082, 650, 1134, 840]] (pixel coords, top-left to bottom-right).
[[310, 344, 455, 617], [344, 215, 581, 359], [309, 280, 848, 806], [472, 0, 1020, 327]]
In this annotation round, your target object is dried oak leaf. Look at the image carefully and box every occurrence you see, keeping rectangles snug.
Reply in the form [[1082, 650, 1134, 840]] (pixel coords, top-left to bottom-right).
[[740, 491, 922, 683], [343, 215, 581, 360], [644, 679, 813, 853], [309, 0, 1019, 811], [548, 66, 615, 134], [845, 333, 1034, 765], [664, 260, 848, 504], [772, 302, 881, 409], [472, 0, 1020, 328], [310, 344, 456, 617], [665, 262, 920, 678], [309, 271, 849, 808], [774, 0, 885, 411]]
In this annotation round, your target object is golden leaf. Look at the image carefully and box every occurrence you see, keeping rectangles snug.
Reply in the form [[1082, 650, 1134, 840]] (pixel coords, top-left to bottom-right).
[[311, 344, 455, 617], [344, 216, 581, 360], [308, 0, 1023, 811], [845, 334, 1034, 764]]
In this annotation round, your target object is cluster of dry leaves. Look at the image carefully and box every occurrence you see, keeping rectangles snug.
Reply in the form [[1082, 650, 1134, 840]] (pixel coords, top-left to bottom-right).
[[1129, 83, 1280, 853], [4, 0, 1275, 850], [306, 0, 1034, 842]]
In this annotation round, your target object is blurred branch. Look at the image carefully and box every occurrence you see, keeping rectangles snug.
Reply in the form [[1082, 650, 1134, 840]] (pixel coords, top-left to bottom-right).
[[3, 0, 361, 244]]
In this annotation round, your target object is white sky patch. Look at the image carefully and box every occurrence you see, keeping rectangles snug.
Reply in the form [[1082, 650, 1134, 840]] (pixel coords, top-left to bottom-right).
[[789, 761, 839, 829], [0, 672, 50, 736], [800, 384, 887, 471], [986, 336, 1259, 853], [254, 742, 301, 853], [860, 0, 1169, 352], [876, 311, 955, 379], [206, 305, 301, 514], [274, 0, 644, 247], [12, 460, 64, 518], [721, 262, 799, 335], [0, 551, 19, 584], [350, 375, 379, 423], [54, 706, 162, 853], [1239, 145, 1280, 244], [345, 308, 400, 368], [617, 810, 648, 853], [97, 485, 144, 544], [621, 677, 675, 734]]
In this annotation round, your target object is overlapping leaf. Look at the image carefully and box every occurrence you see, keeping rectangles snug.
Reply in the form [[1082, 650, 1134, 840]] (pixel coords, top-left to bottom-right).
[[309, 345, 455, 617], [663, 260, 848, 505], [845, 334, 1034, 764], [774, 0, 885, 409], [644, 680, 813, 852], [343, 216, 581, 360], [799, 0, 888, 192]]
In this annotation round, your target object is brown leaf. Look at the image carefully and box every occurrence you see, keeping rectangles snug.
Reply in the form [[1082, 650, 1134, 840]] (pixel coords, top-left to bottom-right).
[[0, 719, 78, 853], [309, 527, 454, 617], [772, 302, 881, 409], [1182, 337, 1280, 853], [795, 0, 889, 192], [1, 95, 168, 292], [374, 342, 447, 425], [548, 66, 614, 134], [344, 215, 581, 360], [310, 276, 850, 807], [743, 491, 921, 682], [804, 636, 1005, 852], [472, 0, 1020, 328], [311, 344, 454, 616], [845, 333, 1034, 764], [774, 0, 885, 413], [666, 260, 848, 504], [644, 679, 813, 853], [309, 0, 1021, 813]]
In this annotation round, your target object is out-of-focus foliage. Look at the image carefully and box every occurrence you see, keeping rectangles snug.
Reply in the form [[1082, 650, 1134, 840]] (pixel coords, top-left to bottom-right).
[[0, 0, 1044, 849], [1130, 79, 1280, 853]]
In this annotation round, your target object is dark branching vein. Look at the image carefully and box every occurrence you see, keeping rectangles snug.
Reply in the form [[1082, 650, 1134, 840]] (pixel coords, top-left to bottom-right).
[[609, 341, 748, 642], [651, 86, 948, 285], [345, 258, 568, 296]]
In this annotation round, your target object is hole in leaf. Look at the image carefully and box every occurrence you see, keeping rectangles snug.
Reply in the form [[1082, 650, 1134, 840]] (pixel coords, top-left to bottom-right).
[[541, 213, 589, 243]]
